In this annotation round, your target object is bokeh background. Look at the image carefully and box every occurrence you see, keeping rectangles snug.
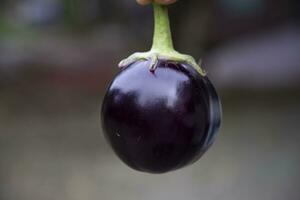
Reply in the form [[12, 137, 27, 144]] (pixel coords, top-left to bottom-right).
[[0, 0, 299, 200]]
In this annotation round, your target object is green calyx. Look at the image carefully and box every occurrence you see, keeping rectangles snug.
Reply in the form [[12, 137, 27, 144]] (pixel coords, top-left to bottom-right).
[[119, 3, 206, 76]]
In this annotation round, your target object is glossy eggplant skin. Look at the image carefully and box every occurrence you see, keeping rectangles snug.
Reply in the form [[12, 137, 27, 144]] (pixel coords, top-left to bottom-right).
[[101, 60, 222, 173]]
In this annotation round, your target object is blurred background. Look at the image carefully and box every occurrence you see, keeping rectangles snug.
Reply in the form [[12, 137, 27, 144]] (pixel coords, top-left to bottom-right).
[[0, 0, 299, 199]]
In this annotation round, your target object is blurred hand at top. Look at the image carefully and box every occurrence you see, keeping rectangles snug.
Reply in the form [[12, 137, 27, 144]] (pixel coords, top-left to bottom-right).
[[137, 0, 177, 6]]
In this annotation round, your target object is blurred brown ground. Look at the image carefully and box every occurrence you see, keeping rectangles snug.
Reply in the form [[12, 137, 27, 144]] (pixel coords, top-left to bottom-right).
[[0, 85, 299, 200]]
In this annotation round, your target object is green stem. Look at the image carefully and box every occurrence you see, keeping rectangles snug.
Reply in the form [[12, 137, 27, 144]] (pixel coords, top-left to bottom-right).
[[151, 3, 175, 53]]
